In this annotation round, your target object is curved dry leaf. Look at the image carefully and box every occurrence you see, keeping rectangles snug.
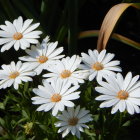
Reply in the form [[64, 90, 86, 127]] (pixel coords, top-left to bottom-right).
[[97, 3, 140, 51], [78, 30, 140, 50]]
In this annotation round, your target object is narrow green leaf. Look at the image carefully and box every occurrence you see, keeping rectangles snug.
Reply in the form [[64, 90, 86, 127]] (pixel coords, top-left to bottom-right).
[[22, 110, 29, 119], [55, 1, 68, 42], [24, 82, 29, 93], [12, 0, 37, 21], [122, 120, 131, 127], [0, 103, 5, 110], [67, 0, 78, 55], [0, 118, 5, 127], [0, 0, 18, 19], [46, 0, 59, 35], [56, 26, 68, 43]]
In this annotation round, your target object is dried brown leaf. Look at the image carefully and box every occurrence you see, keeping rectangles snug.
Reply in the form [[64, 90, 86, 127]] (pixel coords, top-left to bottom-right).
[[97, 3, 140, 51]]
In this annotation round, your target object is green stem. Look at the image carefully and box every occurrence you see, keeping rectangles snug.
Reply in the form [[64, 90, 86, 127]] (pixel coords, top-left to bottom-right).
[[113, 113, 123, 140], [67, 0, 78, 55]]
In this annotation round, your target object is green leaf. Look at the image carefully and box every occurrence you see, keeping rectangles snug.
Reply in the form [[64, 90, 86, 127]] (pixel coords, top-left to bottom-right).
[[38, 124, 48, 132], [15, 118, 27, 126], [12, 0, 37, 21], [56, 26, 68, 43], [85, 129, 96, 137], [122, 120, 131, 127], [0, 0, 18, 19], [16, 135, 26, 140], [0, 103, 5, 110], [0, 117, 5, 127], [22, 110, 30, 119], [43, 138, 49, 140], [24, 82, 29, 92], [67, 0, 78, 55]]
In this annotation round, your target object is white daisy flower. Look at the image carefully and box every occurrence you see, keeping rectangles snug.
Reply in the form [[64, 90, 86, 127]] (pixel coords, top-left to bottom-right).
[[0, 16, 42, 52], [55, 105, 93, 138], [95, 72, 140, 115], [43, 55, 89, 85], [79, 49, 121, 82], [19, 36, 64, 75], [31, 79, 80, 116], [0, 61, 36, 89]]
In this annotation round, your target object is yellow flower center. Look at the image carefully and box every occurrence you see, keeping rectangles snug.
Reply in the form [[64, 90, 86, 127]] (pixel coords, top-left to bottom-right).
[[117, 90, 129, 100], [9, 71, 19, 79], [60, 70, 71, 79], [92, 62, 104, 71], [38, 56, 48, 63], [51, 94, 61, 102], [68, 117, 79, 126], [13, 32, 23, 40]]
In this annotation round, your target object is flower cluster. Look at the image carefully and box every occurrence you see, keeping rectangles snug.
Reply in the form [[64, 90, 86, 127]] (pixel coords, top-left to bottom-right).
[[0, 16, 140, 139]]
